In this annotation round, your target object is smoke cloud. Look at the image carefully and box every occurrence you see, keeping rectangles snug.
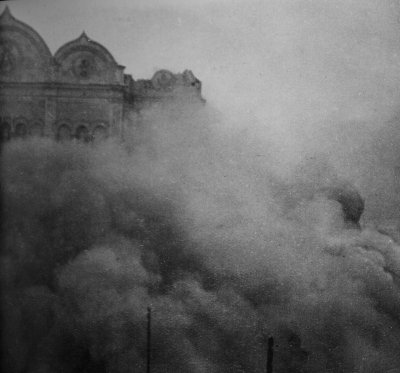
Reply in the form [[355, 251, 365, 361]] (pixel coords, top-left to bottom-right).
[[2, 95, 400, 373], [3, 1, 400, 371]]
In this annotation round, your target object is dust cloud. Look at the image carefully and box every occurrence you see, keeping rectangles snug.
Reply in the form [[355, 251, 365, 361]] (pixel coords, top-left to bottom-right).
[[2, 95, 400, 372]]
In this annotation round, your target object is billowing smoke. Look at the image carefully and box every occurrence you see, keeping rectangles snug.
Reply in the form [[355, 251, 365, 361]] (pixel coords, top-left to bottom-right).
[[2, 99, 400, 373]]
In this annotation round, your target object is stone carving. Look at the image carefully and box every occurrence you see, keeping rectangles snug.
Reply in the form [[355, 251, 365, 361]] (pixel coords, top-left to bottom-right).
[[152, 70, 177, 91], [72, 55, 95, 79]]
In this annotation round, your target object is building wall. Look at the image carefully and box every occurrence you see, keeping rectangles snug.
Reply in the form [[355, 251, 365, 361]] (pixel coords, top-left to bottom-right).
[[0, 6, 203, 143]]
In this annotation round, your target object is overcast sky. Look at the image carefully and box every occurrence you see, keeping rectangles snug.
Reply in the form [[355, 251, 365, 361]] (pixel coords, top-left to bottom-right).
[[3, 0, 400, 117], [3, 0, 400, 186]]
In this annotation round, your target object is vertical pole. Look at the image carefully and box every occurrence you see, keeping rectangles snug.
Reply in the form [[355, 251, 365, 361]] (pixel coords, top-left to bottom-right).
[[147, 307, 151, 373], [267, 336, 274, 373]]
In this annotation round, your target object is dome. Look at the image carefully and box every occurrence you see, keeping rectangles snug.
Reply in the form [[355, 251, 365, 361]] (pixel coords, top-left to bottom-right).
[[0, 6, 52, 81]]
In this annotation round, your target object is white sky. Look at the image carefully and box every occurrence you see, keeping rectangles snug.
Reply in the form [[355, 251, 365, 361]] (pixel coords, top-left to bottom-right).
[[3, 0, 400, 158]]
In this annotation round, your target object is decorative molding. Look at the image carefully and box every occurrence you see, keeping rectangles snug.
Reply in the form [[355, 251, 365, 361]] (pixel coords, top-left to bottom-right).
[[55, 32, 119, 67], [72, 54, 96, 79], [151, 70, 177, 91]]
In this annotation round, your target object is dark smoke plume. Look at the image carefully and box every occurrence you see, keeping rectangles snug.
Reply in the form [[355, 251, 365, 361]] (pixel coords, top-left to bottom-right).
[[2, 100, 400, 373]]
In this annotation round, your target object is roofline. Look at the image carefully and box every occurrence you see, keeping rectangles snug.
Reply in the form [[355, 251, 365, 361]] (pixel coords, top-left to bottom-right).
[[54, 31, 119, 66], [0, 6, 52, 58]]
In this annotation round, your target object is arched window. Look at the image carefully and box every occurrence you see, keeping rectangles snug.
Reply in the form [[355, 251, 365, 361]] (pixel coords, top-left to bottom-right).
[[15, 122, 27, 138], [30, 122, 43, 137], [75, 125, 89, 143], [92, 125, 107, 143], [57, 124, 72, 142], [1, 121, 11, 142]]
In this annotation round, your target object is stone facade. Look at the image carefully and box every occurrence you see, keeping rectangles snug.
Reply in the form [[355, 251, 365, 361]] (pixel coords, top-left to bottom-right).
[[0, 6, 204, 143]]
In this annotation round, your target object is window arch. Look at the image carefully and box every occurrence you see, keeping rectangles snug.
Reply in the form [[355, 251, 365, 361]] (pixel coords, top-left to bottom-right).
[[30, 121, 43, 137], [15, 122, 27, 138], [92, 125, 107, 143], [57, 124, 72, 141], [1, 121, 11, 142], [75, 125, 89, 143]]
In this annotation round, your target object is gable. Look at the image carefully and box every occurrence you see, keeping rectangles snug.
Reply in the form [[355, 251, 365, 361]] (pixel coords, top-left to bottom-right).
[[54, 32, 125, 85]]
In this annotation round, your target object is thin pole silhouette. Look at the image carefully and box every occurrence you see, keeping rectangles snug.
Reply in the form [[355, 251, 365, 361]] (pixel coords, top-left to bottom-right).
[[267, 336, 274, 373], [147, 307, 152, 373]]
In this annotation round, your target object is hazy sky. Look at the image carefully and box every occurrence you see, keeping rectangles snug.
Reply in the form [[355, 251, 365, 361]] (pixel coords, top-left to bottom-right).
[[3, 0, 400, 118], [3, 0, 400, 191]]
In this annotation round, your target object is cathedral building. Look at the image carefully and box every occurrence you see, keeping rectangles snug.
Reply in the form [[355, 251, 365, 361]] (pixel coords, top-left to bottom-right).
[[0, 6, 204, 143]]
